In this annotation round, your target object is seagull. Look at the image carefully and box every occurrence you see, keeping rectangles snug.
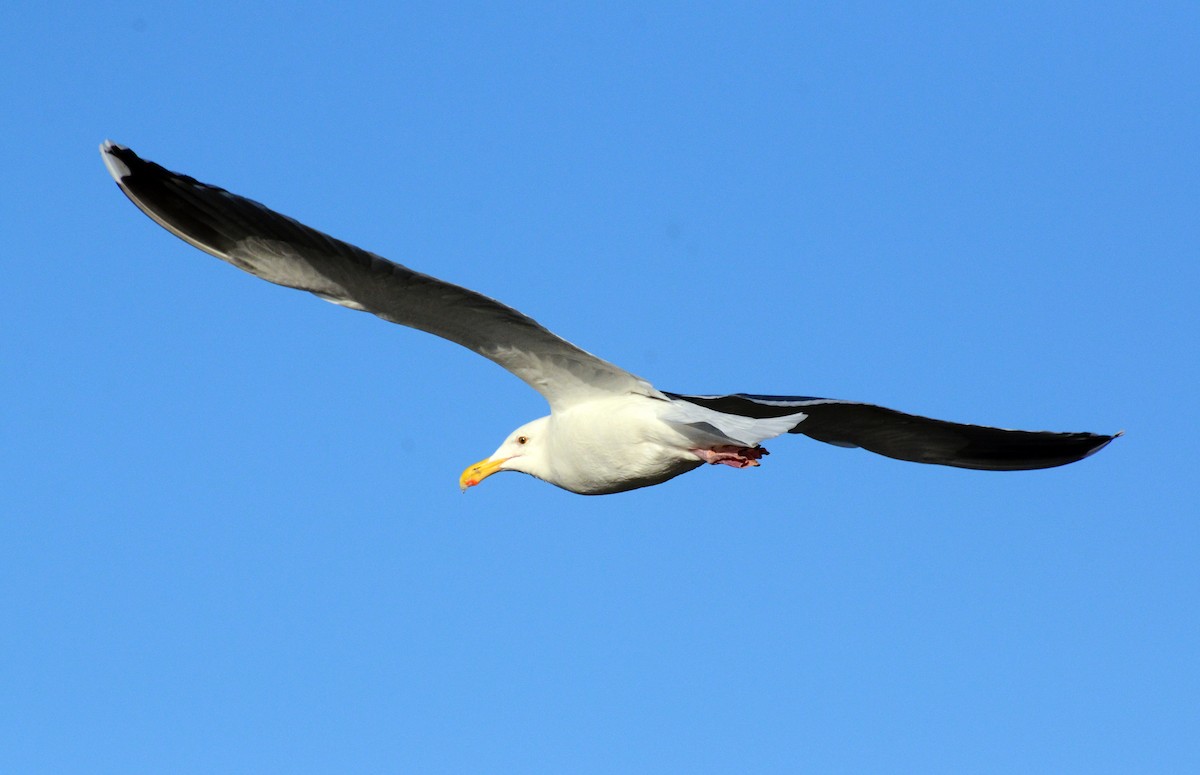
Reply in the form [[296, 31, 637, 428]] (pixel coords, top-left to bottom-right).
[[100, 141, 1117, 495]]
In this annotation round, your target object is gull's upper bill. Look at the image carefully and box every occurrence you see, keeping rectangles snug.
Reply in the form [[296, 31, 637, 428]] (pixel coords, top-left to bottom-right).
[[100, 141, 1118, 495]]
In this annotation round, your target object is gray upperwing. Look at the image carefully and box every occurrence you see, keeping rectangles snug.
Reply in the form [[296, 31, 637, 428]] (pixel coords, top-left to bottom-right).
[[101, 141, 648, 408]]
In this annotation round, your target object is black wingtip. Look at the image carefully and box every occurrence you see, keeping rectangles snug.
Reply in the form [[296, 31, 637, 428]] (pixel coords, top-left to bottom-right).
[[100, 140, 137, 181], [1082, 430, 1123, 460]]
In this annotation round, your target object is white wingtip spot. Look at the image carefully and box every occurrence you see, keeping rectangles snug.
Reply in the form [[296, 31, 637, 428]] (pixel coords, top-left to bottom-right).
[[99, 139, 131, 180]]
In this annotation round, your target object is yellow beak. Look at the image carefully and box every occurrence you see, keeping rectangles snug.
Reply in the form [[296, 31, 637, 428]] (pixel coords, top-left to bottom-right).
[[460, 456, 509, 491]]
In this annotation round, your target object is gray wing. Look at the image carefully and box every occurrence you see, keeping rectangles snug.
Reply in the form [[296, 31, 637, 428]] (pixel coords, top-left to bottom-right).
[[100, 141, 652, 409], [665, 392, 1118, 470]]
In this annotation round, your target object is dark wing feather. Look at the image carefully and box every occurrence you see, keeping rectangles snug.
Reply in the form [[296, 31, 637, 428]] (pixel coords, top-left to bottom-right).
[[100, 141, 648, 408], [665, 393, 1117, 471]]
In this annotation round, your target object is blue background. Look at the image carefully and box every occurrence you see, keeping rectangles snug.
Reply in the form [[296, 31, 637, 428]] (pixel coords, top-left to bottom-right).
[[3, 2, 1197, 772]]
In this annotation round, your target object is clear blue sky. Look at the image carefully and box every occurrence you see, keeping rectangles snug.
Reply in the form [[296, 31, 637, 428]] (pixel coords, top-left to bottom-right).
[[2, 2, 1197, 772]]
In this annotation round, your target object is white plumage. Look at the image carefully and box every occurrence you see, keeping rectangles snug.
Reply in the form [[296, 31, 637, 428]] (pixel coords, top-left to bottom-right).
[[101, 141, 1116, 495]]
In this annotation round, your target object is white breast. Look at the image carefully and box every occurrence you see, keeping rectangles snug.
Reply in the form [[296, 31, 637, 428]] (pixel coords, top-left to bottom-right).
[[541, 396, 703, 495]]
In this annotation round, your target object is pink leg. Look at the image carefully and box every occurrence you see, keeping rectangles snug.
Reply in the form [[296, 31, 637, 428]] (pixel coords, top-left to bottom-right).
[[692, 445, 770, 468]]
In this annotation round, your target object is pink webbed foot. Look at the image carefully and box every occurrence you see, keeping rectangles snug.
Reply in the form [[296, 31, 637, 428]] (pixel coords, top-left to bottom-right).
[[692, 445, 770, 468]]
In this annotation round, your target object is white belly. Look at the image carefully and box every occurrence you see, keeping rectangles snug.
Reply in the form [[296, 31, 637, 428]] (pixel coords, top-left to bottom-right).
[[543, 396, 702, 495]]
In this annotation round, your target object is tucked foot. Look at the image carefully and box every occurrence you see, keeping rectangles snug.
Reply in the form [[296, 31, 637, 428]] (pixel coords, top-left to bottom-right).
[[692, 445, 770, 468]]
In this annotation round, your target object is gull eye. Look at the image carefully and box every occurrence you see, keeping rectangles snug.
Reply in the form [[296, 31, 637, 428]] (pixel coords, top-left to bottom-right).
[[517, 435, 528, 445]]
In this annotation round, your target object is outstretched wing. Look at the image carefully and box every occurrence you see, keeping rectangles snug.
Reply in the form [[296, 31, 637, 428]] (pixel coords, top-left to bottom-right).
[[100, 141, 652, 410], [665, 392, 1117, 470]]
